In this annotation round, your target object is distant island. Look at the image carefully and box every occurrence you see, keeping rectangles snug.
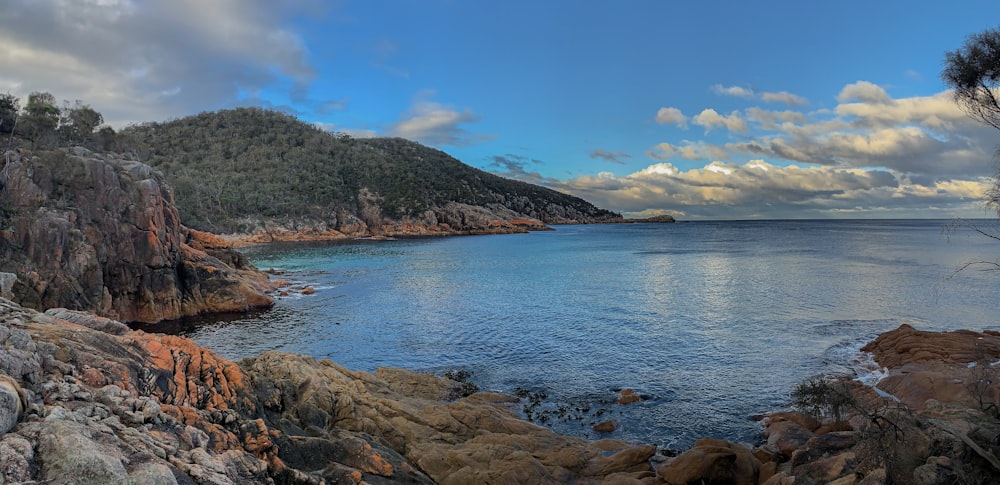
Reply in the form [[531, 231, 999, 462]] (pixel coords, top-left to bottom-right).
[[620, 214, 676, 223]]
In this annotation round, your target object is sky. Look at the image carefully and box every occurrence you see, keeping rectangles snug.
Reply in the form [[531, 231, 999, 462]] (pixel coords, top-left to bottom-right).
[[4, 1, 1000, 220]]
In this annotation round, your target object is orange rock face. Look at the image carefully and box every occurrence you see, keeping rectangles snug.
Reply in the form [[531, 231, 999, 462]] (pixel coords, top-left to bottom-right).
[[862, 324, 1000, 411], [0, 149, 274, 323], [862, 323, 1000, 368]]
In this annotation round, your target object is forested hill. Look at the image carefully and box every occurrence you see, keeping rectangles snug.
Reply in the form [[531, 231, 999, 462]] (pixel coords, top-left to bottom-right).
[[122, 108, 621, 236]]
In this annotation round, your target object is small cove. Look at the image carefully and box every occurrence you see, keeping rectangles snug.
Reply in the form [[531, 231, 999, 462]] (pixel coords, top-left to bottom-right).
[[145, 219, 1000, 449]]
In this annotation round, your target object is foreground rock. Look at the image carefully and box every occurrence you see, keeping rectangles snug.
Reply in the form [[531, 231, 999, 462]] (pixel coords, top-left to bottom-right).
[[0, 299, 660, 484], [744, 324, 1000, 484], [0, 148, 274, 322], [3, 292, 998, 484]]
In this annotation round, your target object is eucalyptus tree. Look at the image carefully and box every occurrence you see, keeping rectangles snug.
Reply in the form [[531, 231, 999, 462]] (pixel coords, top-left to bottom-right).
[[20, 92, 60, 148]]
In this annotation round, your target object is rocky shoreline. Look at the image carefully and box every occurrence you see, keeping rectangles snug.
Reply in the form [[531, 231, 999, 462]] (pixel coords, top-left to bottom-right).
[[3, 148, 999, 483], [0, 299, 998, 484], [217, 214, 676, 247]]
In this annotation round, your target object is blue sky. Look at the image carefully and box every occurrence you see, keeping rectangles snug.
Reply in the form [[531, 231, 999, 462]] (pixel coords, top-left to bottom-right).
[[4, 1, 1000, 219]]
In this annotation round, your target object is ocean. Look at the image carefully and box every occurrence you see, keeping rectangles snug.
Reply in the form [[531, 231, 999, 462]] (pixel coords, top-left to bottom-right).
[[159, 219, 1000, 449]]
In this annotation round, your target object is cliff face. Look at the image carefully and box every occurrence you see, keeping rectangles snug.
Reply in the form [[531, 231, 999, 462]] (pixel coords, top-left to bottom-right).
[[0, 148, 273, 323]]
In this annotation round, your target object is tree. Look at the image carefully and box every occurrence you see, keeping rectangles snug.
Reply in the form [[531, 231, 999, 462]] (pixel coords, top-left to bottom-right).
[[0, 93, 18, 136], [20, 91, 60, 148], [944, 27, 1000, 213], [944, 27, 1000, 131], [58, 100, 104, 146]]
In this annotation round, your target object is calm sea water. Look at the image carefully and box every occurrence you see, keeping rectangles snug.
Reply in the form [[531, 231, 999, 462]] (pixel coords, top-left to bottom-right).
[[162, 219, 1000, 449]]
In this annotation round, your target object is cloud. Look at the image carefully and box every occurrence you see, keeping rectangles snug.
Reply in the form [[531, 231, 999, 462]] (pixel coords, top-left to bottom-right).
[[655, 107, 687, 127], [711, 84, 754, 98], [711, 84, 808, 106], [388, 95, 493, 147], [0, 0, 321, 126], [595, 80, 998, 219], [487, 154, 555, 186], [837, 80, 893, 105], [551, 159, 989, 220], [745, 107, 807, 129], [590, 148, 631, 164], [648, 141, 730, 161], [693, 108, 748, 133], [760, 90, 808, 106], [652, 81, 994, 182], [313, 122, 378, 138]]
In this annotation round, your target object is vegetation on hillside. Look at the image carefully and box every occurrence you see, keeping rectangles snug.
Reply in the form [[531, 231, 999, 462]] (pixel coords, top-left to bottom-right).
[[120, 108, 620, 233], [0, 91, 118, 152], [2, 92, 619, 235]]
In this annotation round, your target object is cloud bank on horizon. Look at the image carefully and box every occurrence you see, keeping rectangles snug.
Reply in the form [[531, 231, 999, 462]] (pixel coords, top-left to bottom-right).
[[3, 0, 1000, 220]]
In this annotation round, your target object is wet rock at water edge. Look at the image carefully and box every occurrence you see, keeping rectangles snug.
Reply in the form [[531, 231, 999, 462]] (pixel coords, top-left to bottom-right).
[[593, 419, 618, 433], [617, 388, 644, 405]]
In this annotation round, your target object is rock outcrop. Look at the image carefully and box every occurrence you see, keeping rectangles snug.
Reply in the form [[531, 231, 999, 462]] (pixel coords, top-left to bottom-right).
[[0, 299, 661, 484], [0, 148, 274, 323], [647, 324, 1000, 485]]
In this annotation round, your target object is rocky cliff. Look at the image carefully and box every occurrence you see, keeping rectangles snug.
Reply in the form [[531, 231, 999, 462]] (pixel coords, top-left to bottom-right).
[[0, 148, 274, 323]]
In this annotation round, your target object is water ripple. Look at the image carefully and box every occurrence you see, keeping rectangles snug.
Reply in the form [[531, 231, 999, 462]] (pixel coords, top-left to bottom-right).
[[151, 220, 1000, 449]]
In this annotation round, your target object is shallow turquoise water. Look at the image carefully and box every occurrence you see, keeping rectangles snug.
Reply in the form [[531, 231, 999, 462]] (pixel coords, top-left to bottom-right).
[[165, 219, 1000, 448]]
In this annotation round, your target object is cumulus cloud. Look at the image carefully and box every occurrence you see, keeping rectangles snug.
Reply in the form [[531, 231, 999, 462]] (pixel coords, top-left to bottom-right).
[[551, 160, 988, 220], [760, 90, 808, 106], [600, 80, 998, 219], [693, 108, 748, 133], [590, 148, 631, 164], [710, 85, 807, 106], [388, 95, 493, 147], [745, 107, 807, 129], [655, 107, 687, 127], [653, 81, 994, 180], [837, 80, 894, 105], [711, 84, 754, 98], [648, 141, 730, 161], [0, 0, 321, 125]]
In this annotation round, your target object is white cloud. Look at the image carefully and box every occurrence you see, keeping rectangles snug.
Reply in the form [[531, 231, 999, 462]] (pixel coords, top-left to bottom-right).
[[592, 80, 998, 219], [746, 107, 807, 129], [0, 0, 318, 125], [648, 141, 730, 161], [760, 90, 808, 106], [655, 107, 687, 127], [388, 95, 492, 147], [711, 84, 754, 98], [693, 108, 748, 133], [837, 80, 893, 105], [551, 159, 989, 220]]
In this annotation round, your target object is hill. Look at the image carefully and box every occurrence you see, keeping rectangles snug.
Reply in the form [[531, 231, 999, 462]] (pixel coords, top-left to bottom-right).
[[121, 108, 621, 237]]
